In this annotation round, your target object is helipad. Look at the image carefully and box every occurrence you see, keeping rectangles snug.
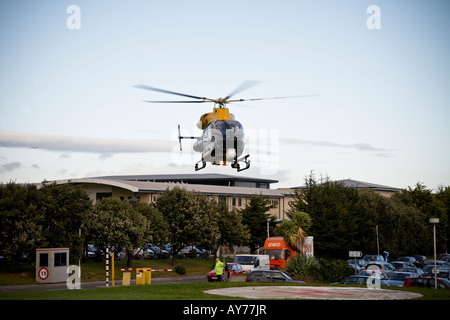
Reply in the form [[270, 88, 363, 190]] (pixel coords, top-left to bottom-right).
[[205, 286, 423, 300]]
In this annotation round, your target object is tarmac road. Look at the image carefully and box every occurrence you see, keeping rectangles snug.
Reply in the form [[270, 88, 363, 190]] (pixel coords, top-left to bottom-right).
[[0, 275, 206, 293]]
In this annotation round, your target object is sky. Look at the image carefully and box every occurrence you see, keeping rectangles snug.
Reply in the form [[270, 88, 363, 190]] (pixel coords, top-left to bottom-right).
[[1, 0, 449, 190]]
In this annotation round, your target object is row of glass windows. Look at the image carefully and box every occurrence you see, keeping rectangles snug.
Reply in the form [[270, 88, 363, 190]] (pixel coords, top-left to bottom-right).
[[39, 252, 67, 268]]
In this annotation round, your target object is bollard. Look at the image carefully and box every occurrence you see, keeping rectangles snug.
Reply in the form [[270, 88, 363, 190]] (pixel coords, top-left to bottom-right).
[[136, 270, 144, 285], [122, 272, 131, 286], [143, 269, 151, 285]]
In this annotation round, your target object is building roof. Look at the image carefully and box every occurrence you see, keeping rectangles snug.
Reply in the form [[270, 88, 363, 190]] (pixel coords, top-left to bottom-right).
[[89, 173, 278, 188], [52, 177, 285, 198], [292, 179, 401, 192]]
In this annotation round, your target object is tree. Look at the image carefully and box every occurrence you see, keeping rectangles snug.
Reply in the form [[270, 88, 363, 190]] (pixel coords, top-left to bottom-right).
[[281, 210, 312, 253], [436, 185, 450, 253], [290, 173, 364, 258], [156, 187, 218, 265], [213, 201, 250, 259], [37, 183, 92, 264], [240, 195, 276, 253], [0, 183, 45, 267], [130, 201, 168, 259], [359, 190, 429, 257], [86, 198, 148, 267], [402, 183, 449, 254]]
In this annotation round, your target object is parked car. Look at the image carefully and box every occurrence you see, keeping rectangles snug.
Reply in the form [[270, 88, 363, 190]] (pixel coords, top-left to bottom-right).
[[403, 277, 450, 289], [391, 260, 415, 270], [365, 261, 396, 277], [148, 245, 169, 259], [423, 259, 450, 267], [357, 270, 390, 281], [396, 256, 418, 265], [340, 275, 389, 286], [207, 263, 244, 282], [233, 254, 270, 273], [245, 270, 305, 283], [386, 272, 419, 287], [362, 254, 385, 263], [347, 259, 367, 272], [423, 269, 450, 280], [439, 253, 450, 260], [413, 255, 427, 267], [399, 267, 424, 276]]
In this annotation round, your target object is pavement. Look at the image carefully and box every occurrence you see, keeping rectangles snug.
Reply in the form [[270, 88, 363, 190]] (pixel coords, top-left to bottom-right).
[[204, 285, 423, 300]]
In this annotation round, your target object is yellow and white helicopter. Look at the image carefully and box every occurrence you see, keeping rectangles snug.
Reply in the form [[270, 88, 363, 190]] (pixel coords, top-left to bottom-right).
[[135, 81, 312, 171]]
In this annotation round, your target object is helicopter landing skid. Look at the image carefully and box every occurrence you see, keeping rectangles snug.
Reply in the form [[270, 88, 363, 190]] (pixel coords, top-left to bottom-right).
[[195, 159, 207, 171], [232, 154, 251, 172]]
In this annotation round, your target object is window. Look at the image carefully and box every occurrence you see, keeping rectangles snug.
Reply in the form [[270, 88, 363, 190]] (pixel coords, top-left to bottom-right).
[[54, 252, 67, 267], [96, 192, 112, 200], [39, 253, 48, 267], [232, 198, 236, 206], [238, 198, 242, 206]]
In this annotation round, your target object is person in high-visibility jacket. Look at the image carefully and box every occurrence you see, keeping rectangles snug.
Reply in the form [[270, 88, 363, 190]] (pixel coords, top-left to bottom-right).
[[214, 258, 224, 281]]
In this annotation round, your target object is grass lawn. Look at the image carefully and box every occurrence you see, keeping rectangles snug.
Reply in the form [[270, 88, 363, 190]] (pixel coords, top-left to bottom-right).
[[1, 281, 448, 300]]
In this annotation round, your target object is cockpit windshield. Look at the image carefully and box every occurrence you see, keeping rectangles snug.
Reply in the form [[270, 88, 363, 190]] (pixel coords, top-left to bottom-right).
[[211, 120, 243, 134]]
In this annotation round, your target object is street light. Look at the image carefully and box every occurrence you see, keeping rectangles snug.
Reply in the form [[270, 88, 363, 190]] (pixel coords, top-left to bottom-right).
[[429, 218, 439, 289]]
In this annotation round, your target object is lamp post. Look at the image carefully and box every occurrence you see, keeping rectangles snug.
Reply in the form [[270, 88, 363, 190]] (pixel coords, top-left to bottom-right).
[[429, 218, 439, 289]]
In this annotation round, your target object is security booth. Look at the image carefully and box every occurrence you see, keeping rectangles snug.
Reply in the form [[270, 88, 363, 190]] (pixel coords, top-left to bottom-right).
[[36, 248, 70, 283]]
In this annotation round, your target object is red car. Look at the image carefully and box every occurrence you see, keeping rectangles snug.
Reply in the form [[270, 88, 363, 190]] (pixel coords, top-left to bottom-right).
[[207, 263, 244, 282], [403, 277, 450, 289]]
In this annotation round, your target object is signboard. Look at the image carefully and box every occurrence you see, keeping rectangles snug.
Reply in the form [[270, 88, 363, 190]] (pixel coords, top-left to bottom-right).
[[349, 251, 362, 258], [38, 267, 49, 280], [303, 236, 314, 257]]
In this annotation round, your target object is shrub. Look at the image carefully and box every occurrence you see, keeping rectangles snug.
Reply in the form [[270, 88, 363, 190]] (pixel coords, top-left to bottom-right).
[[284, 255, 353, 283], [284, 255, 321, 282], [174, 264, 186, 275]]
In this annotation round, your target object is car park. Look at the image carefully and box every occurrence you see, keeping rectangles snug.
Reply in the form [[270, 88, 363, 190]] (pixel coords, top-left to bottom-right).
[[245, 270, 305, 283], [207, 263, 244, 282], [386, 272, 419, 287], [403, 277, 450, 289]]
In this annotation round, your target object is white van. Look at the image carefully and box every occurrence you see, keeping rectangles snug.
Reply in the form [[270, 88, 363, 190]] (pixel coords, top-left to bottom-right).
[[233, 254, 270, 273]]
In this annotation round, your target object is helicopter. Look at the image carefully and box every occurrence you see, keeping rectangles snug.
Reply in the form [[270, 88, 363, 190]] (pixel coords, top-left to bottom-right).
[[134, 81, 313, 172]]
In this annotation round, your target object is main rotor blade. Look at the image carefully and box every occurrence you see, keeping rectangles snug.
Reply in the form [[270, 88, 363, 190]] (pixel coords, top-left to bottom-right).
[[142, 100, 210, 103], [224, 80, 262, 100], [227, 94, 319, 103], [134, 84, 215, 102]]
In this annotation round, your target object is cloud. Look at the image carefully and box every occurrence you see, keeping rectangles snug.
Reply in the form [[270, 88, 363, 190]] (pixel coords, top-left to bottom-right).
[[0, 131, 177, 155], [281, 138, 389, 153], [0, 161, 23, 173]]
